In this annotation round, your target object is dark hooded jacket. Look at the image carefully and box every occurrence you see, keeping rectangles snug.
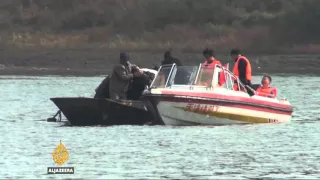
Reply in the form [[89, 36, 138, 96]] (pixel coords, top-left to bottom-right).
[[161, 51, 183, 66], [160, 51, 188, 84]]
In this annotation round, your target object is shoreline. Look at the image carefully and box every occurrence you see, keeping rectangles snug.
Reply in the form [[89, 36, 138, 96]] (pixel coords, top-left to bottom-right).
[[0, 50, 319, 76], [0, 66, 318, 77]]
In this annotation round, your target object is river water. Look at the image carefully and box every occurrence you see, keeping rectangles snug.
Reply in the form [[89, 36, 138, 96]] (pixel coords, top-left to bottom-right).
[[0, 75, 319, 179]]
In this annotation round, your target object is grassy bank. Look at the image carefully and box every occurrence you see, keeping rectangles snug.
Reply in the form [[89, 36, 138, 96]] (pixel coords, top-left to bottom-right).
[[3, 28, 320, 54], [0, 0, 320, 53]]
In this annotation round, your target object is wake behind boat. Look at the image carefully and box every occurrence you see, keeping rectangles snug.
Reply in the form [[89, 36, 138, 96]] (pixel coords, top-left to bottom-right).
[[141, 63, 293, 126]]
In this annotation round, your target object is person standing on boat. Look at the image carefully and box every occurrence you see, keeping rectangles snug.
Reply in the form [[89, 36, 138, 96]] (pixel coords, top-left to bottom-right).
[[161, 50, 183, 66], [109, 52, 143, 100], [255, 75, 277, 98], [158, 50, 185, 86], [202, 48, 222, 67], [231, 48, 252, 86]]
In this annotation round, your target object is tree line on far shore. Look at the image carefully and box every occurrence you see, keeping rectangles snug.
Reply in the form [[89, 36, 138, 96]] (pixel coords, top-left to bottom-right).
[[1, 0, 319, 52]]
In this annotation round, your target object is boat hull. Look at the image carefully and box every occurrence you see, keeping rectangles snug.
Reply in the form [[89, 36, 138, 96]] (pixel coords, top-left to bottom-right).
[[141, 93, 293, 126], [158, 101, 291, 126], [51, 97, 152, 126]]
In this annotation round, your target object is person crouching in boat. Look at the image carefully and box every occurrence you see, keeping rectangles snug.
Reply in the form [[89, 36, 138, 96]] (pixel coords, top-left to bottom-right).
[[255, 75, 277, 98], [109, 52, 143, 100], [197, 48, 225, 86], [202, 48, 221, 67]]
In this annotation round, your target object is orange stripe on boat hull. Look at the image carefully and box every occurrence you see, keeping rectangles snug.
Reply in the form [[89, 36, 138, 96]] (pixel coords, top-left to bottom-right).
[[174, 106, 288, 124]]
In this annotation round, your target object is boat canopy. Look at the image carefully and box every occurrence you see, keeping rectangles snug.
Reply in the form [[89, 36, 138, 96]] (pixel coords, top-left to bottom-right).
[[150, 63, 247, 92]]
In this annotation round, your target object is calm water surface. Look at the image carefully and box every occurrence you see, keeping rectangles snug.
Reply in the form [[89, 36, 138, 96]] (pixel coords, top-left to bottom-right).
[[0, 75, 319, 179]]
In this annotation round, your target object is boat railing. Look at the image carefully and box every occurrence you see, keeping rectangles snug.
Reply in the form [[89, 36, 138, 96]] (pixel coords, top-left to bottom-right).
[[192, 63, 202, 86], [214, 64, 248, 93], [165, 63, 177, 87], [150, 63, 249, 93]]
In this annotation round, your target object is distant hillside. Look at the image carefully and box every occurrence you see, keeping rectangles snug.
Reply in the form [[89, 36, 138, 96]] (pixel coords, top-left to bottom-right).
[[1, 0, 320, 53]]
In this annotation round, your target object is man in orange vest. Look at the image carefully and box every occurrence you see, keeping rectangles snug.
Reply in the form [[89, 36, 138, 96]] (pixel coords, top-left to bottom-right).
[[255, 75, 277, 98], [231, 49, 254, 95], [231, 49, 252, 86]]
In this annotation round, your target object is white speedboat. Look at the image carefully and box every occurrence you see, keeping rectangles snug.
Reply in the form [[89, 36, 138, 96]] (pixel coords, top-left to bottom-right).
[[141, 63, 293, 126]]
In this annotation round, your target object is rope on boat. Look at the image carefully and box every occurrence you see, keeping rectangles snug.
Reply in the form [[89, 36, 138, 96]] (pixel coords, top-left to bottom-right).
[[57, 110, 62, 122], [54, 110, 62, 122]]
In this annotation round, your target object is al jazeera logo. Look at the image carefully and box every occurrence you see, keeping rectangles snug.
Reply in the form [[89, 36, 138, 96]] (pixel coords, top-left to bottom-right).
[[47, 140, 74, 174]]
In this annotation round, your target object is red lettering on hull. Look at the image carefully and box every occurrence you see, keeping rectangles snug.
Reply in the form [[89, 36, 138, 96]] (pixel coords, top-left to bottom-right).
[[185, 103, 219, 114]]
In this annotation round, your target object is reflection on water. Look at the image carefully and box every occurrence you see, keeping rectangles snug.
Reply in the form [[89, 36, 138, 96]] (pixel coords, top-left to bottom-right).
[[0, 75, 319, 179]]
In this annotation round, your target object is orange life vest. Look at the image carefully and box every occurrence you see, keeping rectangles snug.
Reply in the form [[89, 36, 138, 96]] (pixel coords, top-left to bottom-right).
[[255, 86, 277, 98], [232, 56, 252, 81], [202, 59, 221, 68]]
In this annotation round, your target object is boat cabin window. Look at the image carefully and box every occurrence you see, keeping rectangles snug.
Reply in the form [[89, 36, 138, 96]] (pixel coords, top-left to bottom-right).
[[151, 63, 247, 91], [167, 66, 199, 86], [194, 66, 215, 87], [151, 64, 199, 88], [151, 64, 175, 88]]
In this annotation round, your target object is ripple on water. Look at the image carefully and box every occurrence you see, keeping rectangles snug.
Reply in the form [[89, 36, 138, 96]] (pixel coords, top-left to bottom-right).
[[0, 75, 319, 179]]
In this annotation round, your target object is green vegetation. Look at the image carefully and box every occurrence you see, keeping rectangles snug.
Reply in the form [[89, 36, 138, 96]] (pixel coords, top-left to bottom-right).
[[1, 0, 320, 53]]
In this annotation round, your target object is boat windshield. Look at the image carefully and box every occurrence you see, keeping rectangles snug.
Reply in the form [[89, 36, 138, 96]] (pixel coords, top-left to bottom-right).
[[151, 63, 221, 88], [151, 64, 174, 88], [167, 66, 199, 86], [151, 64, 200, 88], [194, 66, 215, 86], [150, 63, 249, 92]]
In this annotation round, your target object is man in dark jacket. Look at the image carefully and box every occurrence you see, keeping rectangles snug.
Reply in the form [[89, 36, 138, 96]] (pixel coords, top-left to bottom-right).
[[109, 52, 142, 100], [231, 49, 254, 95], [159, 50, 187, 85], [231, 49, 252, 86], [161, 50, 183, 66]]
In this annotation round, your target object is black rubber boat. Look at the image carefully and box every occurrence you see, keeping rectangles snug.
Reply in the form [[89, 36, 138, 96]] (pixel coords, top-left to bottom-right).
[[48, 68, 157, 126], [50, 97, 152, 126]]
